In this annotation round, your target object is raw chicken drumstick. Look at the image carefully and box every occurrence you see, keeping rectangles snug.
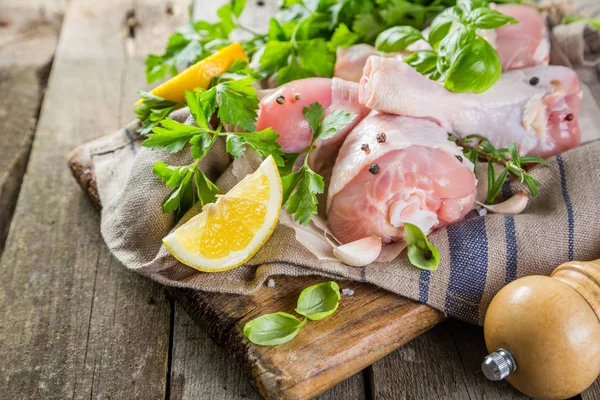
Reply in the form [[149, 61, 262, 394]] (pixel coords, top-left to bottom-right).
[[328, 112, 477, 245], [359, 57, 581, 158]]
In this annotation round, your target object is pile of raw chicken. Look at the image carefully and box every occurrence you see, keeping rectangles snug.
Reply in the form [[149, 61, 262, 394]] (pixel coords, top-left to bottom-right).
[[256, 4, 581, 249]]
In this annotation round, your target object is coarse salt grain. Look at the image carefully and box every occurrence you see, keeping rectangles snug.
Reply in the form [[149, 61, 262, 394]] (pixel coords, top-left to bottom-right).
[[267, 279, 275, 288], [342, 288, 354, 296], [478, 208, 488, 217]]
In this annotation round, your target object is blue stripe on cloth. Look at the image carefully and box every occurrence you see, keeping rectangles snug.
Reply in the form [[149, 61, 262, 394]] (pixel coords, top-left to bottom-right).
[[501, 182, 518, 283], [445, 218, 488, 323], [556, 155, 574, 260], [419, 270, 430, 303], [124, 127, 137, 155]]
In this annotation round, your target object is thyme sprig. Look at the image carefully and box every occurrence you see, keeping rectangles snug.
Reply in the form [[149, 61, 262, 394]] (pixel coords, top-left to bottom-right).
[[451, 134, 549, 204]]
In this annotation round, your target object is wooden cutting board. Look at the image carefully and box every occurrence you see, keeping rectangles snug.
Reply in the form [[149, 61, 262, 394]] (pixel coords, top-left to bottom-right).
[[68, 140, 444, 399]]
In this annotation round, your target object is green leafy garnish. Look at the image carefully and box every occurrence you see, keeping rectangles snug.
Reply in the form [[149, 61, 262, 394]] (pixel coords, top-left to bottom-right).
[[142, 61, 284, 219], [243, 312, 307, 346], [295, 281, 341, 321], [375, 26, 424, 52], [404, 222, 441, 271], [134, 92, 183, 135], [244, 280, 343, 346], [454, 135, 548, 204], [282, 102, 356, 225], [375, 0, 517, 93]]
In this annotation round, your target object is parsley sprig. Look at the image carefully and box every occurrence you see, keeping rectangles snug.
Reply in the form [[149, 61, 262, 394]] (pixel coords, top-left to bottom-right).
[[143, 61, 284, 219], [134, 92, 183, 136], [376, 0, 517, 93], [452, 134, 549, 204], [281, 102, 356, 225]]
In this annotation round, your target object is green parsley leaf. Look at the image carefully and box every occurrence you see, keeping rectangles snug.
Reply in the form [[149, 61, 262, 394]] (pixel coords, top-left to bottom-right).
[[260, 41, 293, 74], [195, 167, 221, 207], [135, 91, 182, 135], [404, 222, 440, 271], [295, 281, 341, 320], [225, 128, 285, 166], [302, 102, 325, 138], [375, 26, 424, 52], [214, 77, 259, 131], [231, 0, 246, 18], [189, 133, 215, 159], [243, 312, 307, 346], [143, 118, 206, 153], [318, 109, 356, 140], [328, 22, 359, 51], [296, 38, 335, 77], [283, 166, 324, 225]]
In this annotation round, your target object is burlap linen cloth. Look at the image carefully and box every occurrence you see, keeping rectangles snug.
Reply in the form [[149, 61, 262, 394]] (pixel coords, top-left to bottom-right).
[[88, 20, 600, 326]]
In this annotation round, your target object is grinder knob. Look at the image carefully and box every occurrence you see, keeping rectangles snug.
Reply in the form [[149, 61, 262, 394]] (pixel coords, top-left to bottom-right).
[[482, 260, 600, 399]]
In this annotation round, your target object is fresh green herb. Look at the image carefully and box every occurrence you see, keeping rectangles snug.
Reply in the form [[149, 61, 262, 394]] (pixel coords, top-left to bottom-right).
[[403, 222, 440, 271], [145, 1, 264, 83], [145, 0, 523, 85], [295, 281, 341, 320], [282, 102, 356, 225], [375, 0, 517, 93], [134, 92, 183, 135], [243, 312, 306, 346], [455, 134, 548, 204], [244, 280, 343, 346], [143, 61, 284, 218], [564, 15, 600, 31]]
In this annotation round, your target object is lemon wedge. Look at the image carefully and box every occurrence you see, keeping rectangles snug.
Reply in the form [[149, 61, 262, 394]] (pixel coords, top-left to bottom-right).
[[136, 42, 248, 106], [163, 156, 282, 272]]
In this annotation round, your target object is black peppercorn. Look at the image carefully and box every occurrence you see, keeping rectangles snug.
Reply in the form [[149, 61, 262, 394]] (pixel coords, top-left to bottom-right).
[[423, 250, 433, 260], [529, 76, 540, 86], [257, 0, 265, 5], [368, 163, 380, 174], [565, 113, 574, 121], [376, 132, 387, 143], [455, 155, 463, 162], [276, 96, 285, 104], [294, 93, 301, 101], [361, 143, 370, 154]]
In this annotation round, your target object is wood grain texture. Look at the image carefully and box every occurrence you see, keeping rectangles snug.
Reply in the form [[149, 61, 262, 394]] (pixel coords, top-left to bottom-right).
[[371, 320, 530, 400], [0, 0, 189, 398], [0, 1, 62, 254]]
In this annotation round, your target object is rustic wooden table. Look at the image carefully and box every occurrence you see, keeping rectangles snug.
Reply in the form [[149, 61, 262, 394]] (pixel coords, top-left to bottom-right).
[[0, 0, 598, 399]]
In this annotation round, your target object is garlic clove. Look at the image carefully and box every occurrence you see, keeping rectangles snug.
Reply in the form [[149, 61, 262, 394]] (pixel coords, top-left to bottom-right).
[[477, 191, 529, 215], [333, 236, 383, 267]]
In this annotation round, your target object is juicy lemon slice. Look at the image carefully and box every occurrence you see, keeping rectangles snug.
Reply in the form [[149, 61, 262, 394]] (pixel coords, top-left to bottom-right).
[[163, 156, 282, 272], [135, 42, 248, 106]]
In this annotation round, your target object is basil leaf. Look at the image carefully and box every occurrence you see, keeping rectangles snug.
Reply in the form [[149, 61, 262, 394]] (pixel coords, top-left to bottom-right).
[[404, 51, 441, 80], [428, 6, 462, 48], [375, 26, 424, 52], [243, 312, 306, 346], [456, 0, 487, 14], [403, 223, 440, 271], [296, 282, 341, 320], [443, 35, 501, 93], [465, 8, 517, 29]]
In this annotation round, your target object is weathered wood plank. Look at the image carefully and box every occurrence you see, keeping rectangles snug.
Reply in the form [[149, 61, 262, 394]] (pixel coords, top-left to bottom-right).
[[0, 2, 62, 255], [170, 304, 366, 400], [371, 320, 530, 400], [0, 0, 189, 398]]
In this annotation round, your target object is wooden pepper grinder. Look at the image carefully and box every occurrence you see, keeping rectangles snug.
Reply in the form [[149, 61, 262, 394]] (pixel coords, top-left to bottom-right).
[[482, 259, 600, 399]]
